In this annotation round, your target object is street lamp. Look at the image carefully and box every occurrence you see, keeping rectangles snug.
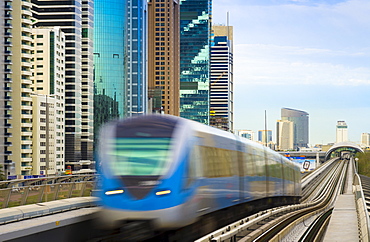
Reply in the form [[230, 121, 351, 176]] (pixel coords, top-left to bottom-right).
[[355, 157, 359, 173]]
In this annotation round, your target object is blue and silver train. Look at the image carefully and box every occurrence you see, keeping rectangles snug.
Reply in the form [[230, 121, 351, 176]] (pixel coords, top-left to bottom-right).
[[96, 115, 301, 230]]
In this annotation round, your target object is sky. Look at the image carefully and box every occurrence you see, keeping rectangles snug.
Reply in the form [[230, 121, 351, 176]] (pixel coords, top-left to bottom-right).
[[212, 0, 370, 145]]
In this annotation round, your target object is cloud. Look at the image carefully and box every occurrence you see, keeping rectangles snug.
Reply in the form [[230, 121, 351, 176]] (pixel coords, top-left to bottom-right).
[[233, 44, 370, 86]]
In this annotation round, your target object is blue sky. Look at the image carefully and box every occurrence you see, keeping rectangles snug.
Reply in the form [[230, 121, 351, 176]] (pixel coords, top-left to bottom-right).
[[212, 0, 370, 145]]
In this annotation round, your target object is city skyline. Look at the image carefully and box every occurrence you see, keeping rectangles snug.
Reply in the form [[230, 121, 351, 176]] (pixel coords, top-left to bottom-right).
[[213, 0, 370, 145]]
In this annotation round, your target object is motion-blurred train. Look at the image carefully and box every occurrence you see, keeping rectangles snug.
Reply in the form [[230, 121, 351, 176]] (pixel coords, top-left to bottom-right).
[[96, 115, 301, 230]]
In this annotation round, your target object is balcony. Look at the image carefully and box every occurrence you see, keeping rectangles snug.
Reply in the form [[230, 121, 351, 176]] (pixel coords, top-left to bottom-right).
[[4, 123, 12, 128], [4, 78, 12, 83], [4, 114, 12, 119], [4, 96, 12, 101], [4, 14, 12, 20], [5, 142, 12, 146], [5, 150, 12, 155], [4, 32, 12, 37], [5, 5, 12, 10], [21, 165, 32, 171], [4, 69, 12, 74], [4, 133, 12, 137], [4, 50, 12, 55]]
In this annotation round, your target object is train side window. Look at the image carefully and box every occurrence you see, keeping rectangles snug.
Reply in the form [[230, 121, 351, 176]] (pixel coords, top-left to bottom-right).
[[185, 145, 201, 188]]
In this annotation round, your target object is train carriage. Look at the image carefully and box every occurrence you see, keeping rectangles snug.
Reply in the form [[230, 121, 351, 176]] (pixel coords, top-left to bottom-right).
[[96, 114, 301, 230]]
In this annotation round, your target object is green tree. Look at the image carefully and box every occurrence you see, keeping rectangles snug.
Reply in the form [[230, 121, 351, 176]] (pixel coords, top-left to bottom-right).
[[355, 151, 370, 177]]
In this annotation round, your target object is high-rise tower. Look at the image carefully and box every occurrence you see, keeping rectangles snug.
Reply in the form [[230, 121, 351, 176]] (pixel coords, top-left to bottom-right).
[[32, 0, 94, 169], [94, 0, 127, 140], [9, 0, 34, 178], [210, 25, 233, 131], [276, 119, 294, 150], [0, 0, 13, 177], [148, 0, 180, 116], [336, 121, 348, 143], [281, 108, 309, 149], [179, 0, 212, 125], [126, 0, 148, 117]]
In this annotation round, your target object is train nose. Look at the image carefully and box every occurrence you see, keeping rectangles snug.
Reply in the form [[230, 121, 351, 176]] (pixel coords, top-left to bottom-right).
[[120, 176, 160, 199]]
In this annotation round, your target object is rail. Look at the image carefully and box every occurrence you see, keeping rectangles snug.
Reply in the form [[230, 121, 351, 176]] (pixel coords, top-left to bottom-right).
[[354, 172, 370, 241], [195, 158, 347, 241], [0, 174, 96, 208]]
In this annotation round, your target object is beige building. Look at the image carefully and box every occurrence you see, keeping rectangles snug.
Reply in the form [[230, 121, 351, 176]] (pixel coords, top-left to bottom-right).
[[9, 0, 35, 178], [147, 0, 180, 116], [31, 95, 56, 175], [361, 133, 370, 147], [32, 27, 66, 175], [277, 119, 294, 151]]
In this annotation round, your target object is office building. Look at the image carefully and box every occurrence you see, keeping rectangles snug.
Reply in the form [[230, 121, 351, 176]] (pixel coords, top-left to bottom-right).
[[210, 25, 233, 132], [126, 0, 148, 116], [258, 130, 272, 145], [0, 0, 13, 177], [94, 0, 127, 139], [276, 119, 294, 151], [33, 0, 94, 169], [32, 27, 66, 174], [361, 133, 370, 147], [179, 0, 212, 125], [336, 121, 348, 143], [237, 130, 254, 141], [281, 108, 309, 149], [31, 95, 57, 176], [148, 0, 180, 115], [8, 0, 34, 178]]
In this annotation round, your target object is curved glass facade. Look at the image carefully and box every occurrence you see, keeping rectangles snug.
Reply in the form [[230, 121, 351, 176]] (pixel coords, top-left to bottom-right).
[[179, 0, 212, 125], [281, 108, 309, 149], [94, 0, 128, 136]]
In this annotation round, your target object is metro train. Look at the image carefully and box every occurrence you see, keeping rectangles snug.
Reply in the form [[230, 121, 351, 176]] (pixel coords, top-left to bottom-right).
[[96, 115, 301, 231]]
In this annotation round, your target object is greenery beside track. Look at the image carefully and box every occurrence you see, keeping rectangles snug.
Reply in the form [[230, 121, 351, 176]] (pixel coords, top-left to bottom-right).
[[356, 151, 370, 177]]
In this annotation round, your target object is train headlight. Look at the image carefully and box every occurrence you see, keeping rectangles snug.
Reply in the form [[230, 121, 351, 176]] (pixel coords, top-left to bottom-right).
[[105, 190, 124, 195], [155, 190, 171, 196]]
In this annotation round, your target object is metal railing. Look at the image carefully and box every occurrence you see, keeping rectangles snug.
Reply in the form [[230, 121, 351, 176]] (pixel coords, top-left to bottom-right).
[[0, 174, 96, 209]]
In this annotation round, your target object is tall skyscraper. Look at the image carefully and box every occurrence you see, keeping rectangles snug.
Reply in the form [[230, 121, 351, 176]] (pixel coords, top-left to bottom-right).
[[33, 0, 95, 168], [258, 130, 272, 144], [94, 0, 127, 140], [1, 0, 13, 177], [179, 0, 212, 125], [336, 121, 348, 143], [148, 0, 180, 116], [32, 27, 66, 174], [126, 0, 148, 116], [276, 119, 294, 151], [281, 108, 309, 149], [361, 133, 370, 147], [209, 25, 233, 132], [8, 0, 34, 178]]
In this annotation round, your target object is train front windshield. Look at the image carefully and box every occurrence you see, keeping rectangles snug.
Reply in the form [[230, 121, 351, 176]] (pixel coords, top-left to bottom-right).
[[106, 116, 177, 177], [109, 137, 171, 176]]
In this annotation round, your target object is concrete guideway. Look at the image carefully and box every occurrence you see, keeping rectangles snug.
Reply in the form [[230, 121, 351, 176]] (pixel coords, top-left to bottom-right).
[[0, 207, 99, 242]]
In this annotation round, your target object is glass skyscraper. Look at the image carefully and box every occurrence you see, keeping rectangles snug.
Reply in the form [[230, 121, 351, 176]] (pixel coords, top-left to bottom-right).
[[94, 0, 128, 137], [210, 25, 233, 132], [126, 0, 148, 117], [281, 108, 309, 149], [179, 0, 212, 125]]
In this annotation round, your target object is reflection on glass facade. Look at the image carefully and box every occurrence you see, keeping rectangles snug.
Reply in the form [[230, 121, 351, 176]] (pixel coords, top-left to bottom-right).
[[179, 0, 212, 125], [94, 0, 127, 138], [281, 108, 309, 149], [127, 0, 147, 116]]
